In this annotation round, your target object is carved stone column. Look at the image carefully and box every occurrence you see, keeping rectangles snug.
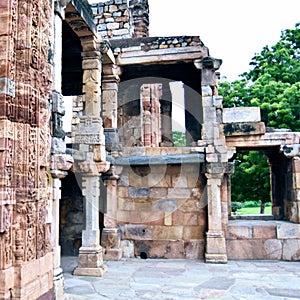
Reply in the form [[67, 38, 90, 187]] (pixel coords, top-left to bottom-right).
[[102, 64, 121, 152], [195, 57, 228, 263], [100, 64, 123, 260], [204, 167, 227, 263], [73, 41, 109, 276]]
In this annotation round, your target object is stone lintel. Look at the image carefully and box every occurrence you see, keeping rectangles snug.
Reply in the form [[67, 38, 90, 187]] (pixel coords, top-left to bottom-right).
[[113, 153, 205, 166], [116, 46, 207, 66], [225, 131, 300, 148]]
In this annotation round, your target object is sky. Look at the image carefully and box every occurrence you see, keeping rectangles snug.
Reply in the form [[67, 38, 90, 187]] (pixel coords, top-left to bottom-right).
[[148, 0, 300, 81]]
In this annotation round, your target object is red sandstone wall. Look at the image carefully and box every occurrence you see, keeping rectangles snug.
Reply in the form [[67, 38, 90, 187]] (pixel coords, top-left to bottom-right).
[[0, 0, 54, 299]]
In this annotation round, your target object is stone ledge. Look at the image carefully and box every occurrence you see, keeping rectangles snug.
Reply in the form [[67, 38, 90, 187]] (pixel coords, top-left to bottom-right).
[[114, 153, 205, 166]]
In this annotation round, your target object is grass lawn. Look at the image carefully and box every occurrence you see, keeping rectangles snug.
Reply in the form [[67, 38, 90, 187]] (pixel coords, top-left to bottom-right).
[[236, 205, 272, 215]]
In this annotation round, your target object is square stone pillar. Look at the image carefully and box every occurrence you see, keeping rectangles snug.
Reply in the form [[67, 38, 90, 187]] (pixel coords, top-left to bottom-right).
[[205, 172, 227, 263], [102, 177, 122, 260], [101, 64, 123, 260], [73, 43, 108, 276], [74, 175, 107, 276]]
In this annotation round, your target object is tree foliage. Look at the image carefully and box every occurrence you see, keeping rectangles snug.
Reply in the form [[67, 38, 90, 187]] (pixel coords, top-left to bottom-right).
[[220, 23, 300, 131], [172, 131, 186, 147], [219, 23, 300, 213], [231, 151, 271, 204]]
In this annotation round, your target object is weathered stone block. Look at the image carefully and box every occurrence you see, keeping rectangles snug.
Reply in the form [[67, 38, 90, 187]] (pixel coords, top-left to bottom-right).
[[183, 226, 205, 240], [222, 122, 265, 136], [253, 225, 277, 239], [134, 240, 185, 259], [167, 188, 191, 199], [124, 224, 153, 240], [121, 240, 134, 258], [152, 199, 177, 212], [282, 239, 300, 260], [149, 188, 168, 198], [184, 240, 205, 259], [0, 267, 14, 299], [223, 107, 261, 123], [227, 239, 282, 260], [116, 210, 164, 225], [148, 174, 171, 188], [172, 211, 199, 226], [128, 187, 148, 198], [152, 225, 183, 240], [277, 222, 300, 239]]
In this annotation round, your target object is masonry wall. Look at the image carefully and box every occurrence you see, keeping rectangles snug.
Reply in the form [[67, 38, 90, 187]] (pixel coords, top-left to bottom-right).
[[116, 159, 207, 259], [92, 0, 132, 39], [226, 220, 300, 260], [0, 0, 54, 299]]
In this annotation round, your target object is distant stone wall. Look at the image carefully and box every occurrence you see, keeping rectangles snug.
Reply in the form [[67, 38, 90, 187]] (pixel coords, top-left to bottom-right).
[[91, 0, 132, 39], [115, 150, 207, 259]]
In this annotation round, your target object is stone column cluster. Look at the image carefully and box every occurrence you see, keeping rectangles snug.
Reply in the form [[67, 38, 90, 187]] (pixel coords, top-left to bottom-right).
[[194, 57, 232, 263], [73, 38, 110, 276], [141, 84, 162, 147]]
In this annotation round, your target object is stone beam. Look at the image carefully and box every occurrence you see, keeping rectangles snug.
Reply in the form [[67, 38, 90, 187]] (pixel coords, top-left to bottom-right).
[[115, 46, 208, 66], [225, 132, 300, 149]]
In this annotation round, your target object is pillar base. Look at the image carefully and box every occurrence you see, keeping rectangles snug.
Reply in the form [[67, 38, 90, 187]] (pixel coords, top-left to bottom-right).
[[205, 232, 227, 263], [205, 253, 228, 264], [53, 267, 64, 298], [73, 265, 107, 276], [74, 246, 107, 277]]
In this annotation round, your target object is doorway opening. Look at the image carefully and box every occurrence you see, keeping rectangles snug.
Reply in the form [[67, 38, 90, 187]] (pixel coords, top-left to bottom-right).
[[230, 150, 272, 216]]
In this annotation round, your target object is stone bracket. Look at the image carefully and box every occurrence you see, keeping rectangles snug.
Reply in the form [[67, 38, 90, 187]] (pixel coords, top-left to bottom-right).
[[281, 144, 300, 158]]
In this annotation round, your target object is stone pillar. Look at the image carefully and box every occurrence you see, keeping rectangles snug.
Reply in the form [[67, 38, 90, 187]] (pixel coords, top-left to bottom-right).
[[160, 84, 173, 146], [73, 40, 109, 276], [205, 172, 227, 263], [292, 157, 300, 223], [102, 175, 122, 260], [102, 64, 121, 152], [101, 64, 122, 259], [195, 57, 228, 263]]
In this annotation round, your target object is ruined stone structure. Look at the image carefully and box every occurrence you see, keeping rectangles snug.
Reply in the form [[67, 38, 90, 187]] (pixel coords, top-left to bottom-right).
[[0, 0, 300, 299]]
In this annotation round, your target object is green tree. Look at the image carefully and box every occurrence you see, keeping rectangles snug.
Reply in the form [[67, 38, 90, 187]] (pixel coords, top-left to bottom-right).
[[172, 131, 186, 147], [231, 151, 271, 214], [220, 22, 300, 131], [219, 22, 300, 214]]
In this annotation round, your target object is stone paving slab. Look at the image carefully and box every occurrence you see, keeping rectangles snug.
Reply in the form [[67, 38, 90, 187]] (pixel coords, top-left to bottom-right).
[[58, 257, 300, 300]]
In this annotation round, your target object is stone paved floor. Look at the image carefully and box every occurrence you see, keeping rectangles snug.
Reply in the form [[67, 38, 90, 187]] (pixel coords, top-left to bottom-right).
[[58, 256, 300, 300]]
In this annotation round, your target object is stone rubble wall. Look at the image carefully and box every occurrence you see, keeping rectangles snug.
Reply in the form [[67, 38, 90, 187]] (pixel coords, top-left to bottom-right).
[[91, 0, 132, 39]]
